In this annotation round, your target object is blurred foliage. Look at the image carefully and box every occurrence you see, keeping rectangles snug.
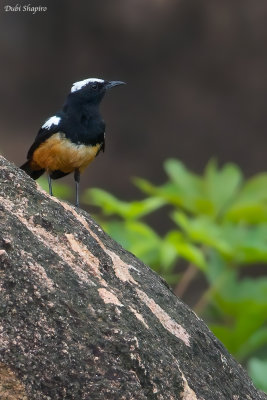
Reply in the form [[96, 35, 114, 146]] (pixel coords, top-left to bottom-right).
[[82, 158, 267, 392], [39, 159, 267, 392]]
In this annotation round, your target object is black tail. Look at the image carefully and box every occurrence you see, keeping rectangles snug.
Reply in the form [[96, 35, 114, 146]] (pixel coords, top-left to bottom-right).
[[20, 160, 45, 180]]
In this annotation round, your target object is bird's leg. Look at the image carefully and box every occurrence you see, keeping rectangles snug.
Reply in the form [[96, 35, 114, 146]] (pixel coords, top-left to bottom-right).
[[48, 174, 53, 196], [74, 169, 80, 207]]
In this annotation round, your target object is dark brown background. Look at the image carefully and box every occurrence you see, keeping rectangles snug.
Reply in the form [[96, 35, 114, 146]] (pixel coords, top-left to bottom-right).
[[1, 0, 267, 199]]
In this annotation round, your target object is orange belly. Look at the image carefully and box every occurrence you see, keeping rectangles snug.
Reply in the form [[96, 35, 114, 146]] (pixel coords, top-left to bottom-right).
[[32, 132, 101, 173]]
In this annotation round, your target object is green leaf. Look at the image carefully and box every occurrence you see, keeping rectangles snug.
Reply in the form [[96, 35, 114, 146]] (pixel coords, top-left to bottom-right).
[[159, 238, 178, 271], [164, 159, 214, 214], [135, 178, 196, 209], [83, 188, 165, 220], [166, 230, 207, 270], [203, 253, 238, 319], [248, 358, 267, 392], [226, 203, 267, 224], [234, 308, 267, 351], [239, 174, 267, 201], [210, 308, 267, 356], [205, 250, 235, 286], [217, 276, 267, 306], [225, 173, 267, 223], [210, 275, 267, 357], [171, 212, 233, 257], [172, 212, 267, 264], [134, 177, 157, 195], [164, 159, 202, 192], [204, 159, 243, 217], [237, 328, 267, 360], [220, 224, 267, 264]]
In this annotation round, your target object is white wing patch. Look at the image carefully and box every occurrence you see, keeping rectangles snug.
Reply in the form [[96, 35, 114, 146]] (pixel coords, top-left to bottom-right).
[[42, 116, 61, 130], [71, 78, 104, 93]]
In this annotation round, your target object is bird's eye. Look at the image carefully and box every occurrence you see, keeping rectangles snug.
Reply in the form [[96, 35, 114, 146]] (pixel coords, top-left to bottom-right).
[[91, 83, 98, 89]]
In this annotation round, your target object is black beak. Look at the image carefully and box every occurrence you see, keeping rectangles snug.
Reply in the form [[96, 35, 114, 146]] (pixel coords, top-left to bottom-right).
[[105, 81, 126, 90]]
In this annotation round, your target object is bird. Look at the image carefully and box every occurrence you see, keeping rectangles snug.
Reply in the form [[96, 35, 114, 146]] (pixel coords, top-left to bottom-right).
[[20, 78, 125, 207]]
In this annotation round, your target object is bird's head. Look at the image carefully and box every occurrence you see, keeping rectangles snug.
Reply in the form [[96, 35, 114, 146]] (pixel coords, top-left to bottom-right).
[[69, 78, 125, 105]]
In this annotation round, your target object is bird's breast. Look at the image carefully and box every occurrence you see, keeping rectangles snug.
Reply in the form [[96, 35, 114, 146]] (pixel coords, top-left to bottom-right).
[[32, 132, 102, 173]]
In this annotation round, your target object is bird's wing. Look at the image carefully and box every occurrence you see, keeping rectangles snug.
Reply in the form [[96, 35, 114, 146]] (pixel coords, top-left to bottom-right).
[[27, 115, 64, 159]]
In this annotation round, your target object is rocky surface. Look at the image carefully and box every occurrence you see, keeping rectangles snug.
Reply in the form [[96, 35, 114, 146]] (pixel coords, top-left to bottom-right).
[[0, 155, 266, 400]]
